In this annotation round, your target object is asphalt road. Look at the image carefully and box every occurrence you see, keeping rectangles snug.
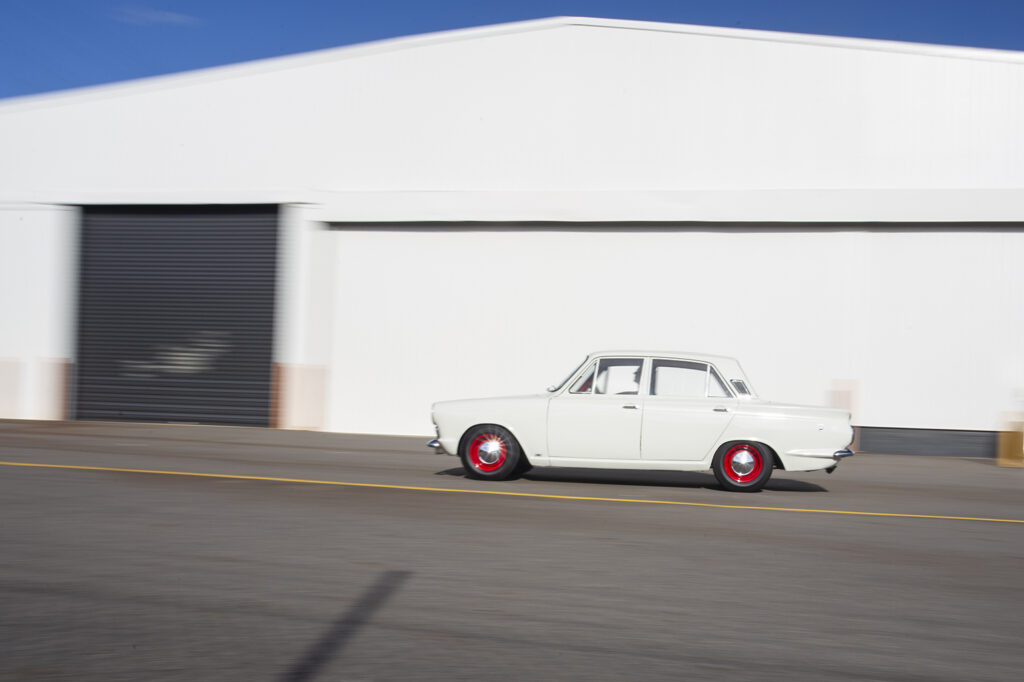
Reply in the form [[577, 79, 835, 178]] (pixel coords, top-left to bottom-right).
[[1, 420, 1022, 681]]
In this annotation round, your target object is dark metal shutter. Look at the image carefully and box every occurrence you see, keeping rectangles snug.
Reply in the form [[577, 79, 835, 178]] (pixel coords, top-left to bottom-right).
[[74, 206, 278, 426]]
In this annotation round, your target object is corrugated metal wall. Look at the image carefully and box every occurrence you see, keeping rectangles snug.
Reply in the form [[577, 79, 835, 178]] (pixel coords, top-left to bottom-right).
[[74, 206, 278, 426]]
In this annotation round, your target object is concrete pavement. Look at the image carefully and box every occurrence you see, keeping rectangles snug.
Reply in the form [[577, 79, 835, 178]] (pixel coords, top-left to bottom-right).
[[1, 420, 1022, 681]]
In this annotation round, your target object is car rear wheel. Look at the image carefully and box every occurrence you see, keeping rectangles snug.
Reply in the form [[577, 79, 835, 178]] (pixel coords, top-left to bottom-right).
[[712, 442, 773, 492], [459, 425, 523, 480]]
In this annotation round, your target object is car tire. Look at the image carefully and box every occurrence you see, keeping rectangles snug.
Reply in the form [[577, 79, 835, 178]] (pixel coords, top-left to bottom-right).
[[712, 442, 773, 492], [459, 425, 523, 480]]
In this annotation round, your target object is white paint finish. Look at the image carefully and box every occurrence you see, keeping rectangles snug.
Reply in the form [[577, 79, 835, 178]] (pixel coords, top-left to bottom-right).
[[274, 204, 309, 366], [641, 397, 737, 461], [547, 394, 643, 459], [0, 205, 75, 419], [1, 18, 1023, 220], [23, 358, 67, 420], [275, 204, 334, 430], [310, 189, 1024, 223], [725, 402, 854, 466], [326, 226, 1022, 435], [854, 230, 1024, 429], [0, 18, 1022, 435], [0, 361, 20, 415], [429, 394, 550, 457], [275, 206, 340, 365], [431, 350, 851, 476], [304, 225, 340, 367]]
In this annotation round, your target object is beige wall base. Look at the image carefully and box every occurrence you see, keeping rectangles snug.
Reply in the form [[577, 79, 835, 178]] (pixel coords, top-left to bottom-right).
[[275, 363, 327, 431], [997, 422, 1024, 468]]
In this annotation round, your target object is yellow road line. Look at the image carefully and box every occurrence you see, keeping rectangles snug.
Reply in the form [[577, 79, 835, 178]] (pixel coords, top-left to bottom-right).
[[2, 460, 1022, 524]]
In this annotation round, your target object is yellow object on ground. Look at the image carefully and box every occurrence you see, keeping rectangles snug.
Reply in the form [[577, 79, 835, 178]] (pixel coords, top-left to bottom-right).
[[997, 418, 1024, 468]]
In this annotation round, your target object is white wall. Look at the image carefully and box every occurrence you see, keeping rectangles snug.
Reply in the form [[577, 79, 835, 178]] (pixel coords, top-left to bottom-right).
[[1, 19, 1022, 435], [0, 205, 76, 419], [319, 226, 1024, 435], [0, 19, 1022, 211], [2, 211, 1016, 434], [275, 204, 335, 430]]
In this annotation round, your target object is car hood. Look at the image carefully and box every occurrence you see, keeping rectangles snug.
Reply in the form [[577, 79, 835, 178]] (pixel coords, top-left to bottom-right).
[[432, 394, 548, 412]]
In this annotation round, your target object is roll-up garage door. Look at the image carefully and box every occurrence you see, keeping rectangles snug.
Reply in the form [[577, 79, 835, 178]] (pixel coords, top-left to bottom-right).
[[74, 206, 278, 426]]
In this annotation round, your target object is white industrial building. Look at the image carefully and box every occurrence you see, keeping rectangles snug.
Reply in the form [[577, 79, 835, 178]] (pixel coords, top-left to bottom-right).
[[1, 17, 1022, 456]]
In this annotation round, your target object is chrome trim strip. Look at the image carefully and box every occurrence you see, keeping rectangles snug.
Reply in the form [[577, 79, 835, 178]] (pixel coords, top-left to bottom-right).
[[833, 448, 855, 459]]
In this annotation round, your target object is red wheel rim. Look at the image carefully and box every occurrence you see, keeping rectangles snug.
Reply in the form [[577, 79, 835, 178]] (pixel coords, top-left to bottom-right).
[[468, 434, 507, 472], [723, 444, 763, 483]]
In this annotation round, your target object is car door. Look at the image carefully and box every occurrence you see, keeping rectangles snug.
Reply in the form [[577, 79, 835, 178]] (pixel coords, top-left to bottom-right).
[[641, 359, 736, 461], [547, 357, 645, 461]]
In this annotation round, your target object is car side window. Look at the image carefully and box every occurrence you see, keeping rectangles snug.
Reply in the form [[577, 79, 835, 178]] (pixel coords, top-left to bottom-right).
[[594, 358, 643, 395], [650, 359, 731, 398], [708, 368, 731, 397]]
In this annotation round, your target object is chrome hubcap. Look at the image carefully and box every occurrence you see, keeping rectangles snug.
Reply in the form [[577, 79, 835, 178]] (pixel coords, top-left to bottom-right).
[[730, 450, 756, 476], [477, 439, 503, 465]]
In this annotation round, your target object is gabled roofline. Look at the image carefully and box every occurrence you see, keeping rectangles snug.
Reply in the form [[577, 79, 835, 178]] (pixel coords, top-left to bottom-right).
[[3, 15, 1023, 112], [568, 16, 1024, 63]]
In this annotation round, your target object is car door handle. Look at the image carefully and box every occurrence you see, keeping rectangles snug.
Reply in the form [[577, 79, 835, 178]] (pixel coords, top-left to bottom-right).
[[713, 407, 729, 412], [622, 404, 639, 410]]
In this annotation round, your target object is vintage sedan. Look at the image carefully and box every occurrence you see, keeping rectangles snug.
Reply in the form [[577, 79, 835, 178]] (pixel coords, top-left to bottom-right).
[[429, 351, 854, 492]]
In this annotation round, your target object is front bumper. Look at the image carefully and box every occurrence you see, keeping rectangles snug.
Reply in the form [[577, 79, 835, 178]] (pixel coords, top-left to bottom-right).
[[426, 438, 452, 455]]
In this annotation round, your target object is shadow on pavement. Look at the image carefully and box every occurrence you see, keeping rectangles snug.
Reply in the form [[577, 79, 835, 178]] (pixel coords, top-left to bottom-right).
[[434, 466, 828, 493], [278, 570, 411, 682]]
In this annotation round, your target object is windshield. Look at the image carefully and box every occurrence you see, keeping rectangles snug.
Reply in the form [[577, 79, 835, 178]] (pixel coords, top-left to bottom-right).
[[549, 358, 587, 392]]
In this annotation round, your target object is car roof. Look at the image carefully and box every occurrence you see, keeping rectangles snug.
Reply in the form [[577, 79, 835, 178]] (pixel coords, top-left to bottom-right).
[[586, 350, 754, 392], [589, 350, 736, 363]]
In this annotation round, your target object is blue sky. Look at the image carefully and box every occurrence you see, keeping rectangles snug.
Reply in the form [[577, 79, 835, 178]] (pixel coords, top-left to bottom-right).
[[3, 1, 1024, 99]]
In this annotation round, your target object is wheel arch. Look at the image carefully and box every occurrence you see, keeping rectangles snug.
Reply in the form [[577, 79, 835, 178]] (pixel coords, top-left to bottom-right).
[[458, 422, 531, 464], [714, 439, 783, 470]]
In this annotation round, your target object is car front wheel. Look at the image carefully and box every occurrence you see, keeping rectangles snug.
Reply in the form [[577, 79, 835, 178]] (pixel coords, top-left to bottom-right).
[[712, 442, 773, 492], [459, 425, 523, 480]]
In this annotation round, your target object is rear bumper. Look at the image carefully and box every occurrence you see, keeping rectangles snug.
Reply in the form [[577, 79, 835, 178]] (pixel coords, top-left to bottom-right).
[[824, 448, 855, 473], [779, 447, 855, 472]]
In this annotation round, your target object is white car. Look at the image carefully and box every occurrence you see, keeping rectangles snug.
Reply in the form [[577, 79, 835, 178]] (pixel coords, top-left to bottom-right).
[[429, 351, 854, 492]]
